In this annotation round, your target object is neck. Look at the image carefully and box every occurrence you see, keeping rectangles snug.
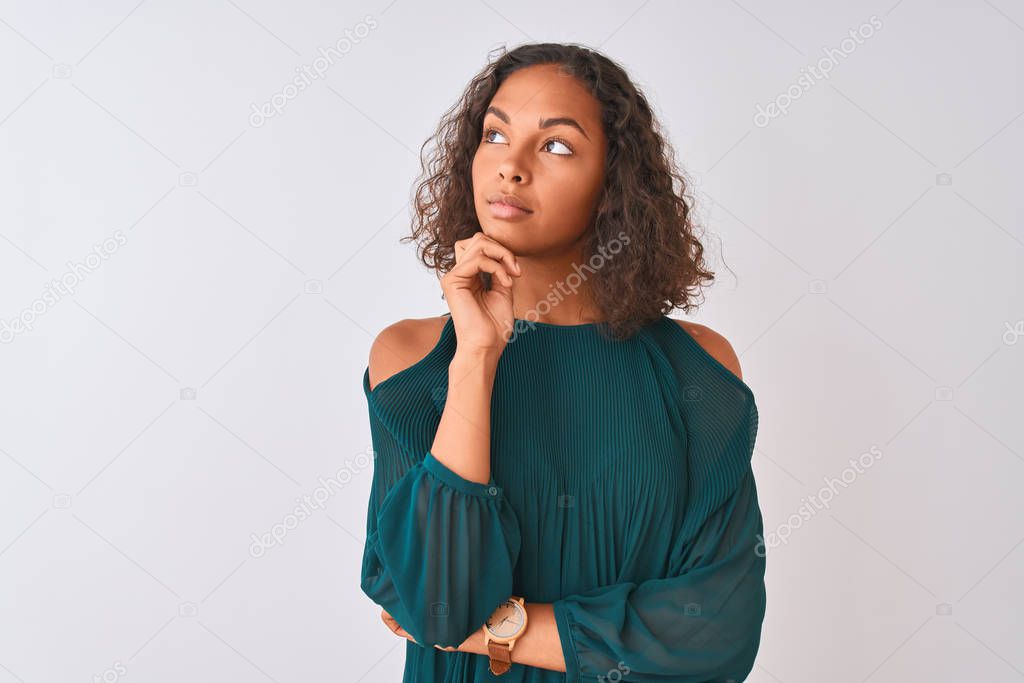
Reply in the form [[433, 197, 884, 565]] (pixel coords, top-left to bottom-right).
[[509, 253, 603, 325]]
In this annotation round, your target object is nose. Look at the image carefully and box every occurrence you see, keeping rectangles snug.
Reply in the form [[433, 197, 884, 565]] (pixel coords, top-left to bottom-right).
[[497, 152, 530, 184]]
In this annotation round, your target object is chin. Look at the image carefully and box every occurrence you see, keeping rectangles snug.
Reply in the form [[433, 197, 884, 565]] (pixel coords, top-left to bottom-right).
[[479, 221, 525, 246], [479, 222, 506, 239]]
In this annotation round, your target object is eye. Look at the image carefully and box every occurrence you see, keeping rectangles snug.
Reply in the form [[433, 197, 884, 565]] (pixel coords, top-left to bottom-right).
[[543, 138, 574, 156], [483, 127, 574, 156], [483, 128, 507, 144]]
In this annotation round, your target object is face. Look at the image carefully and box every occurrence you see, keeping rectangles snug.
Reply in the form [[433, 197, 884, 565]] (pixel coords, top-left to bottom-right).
[[471, 63, 608, 257]]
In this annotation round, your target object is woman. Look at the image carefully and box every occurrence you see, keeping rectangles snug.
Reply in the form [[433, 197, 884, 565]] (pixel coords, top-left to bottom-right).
[[361, 42, 765, 682]]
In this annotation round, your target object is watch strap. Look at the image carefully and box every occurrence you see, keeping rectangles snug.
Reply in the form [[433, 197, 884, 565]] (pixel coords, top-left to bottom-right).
[[487, 641, 512, 675]]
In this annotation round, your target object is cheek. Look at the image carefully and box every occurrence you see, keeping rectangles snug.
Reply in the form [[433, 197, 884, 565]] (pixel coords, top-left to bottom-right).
[[470, 150, 489, 193], [551, 166, 600, 210]]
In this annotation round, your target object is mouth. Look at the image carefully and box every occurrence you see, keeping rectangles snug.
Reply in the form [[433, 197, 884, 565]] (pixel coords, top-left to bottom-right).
[[486, 193, 533, 220], [488, 200, 532, 219]]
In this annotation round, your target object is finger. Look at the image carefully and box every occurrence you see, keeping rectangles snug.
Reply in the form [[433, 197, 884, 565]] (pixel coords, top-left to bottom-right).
[[475, 238, 521, 276], [449, 253, 515, 288], [457, 234, 520, 275], [390, 624, 413, 641], [453, 234, 481, 265], [477, 257, 515, 288], [381, 612, 405, 636], [453, 240, 471, 264]]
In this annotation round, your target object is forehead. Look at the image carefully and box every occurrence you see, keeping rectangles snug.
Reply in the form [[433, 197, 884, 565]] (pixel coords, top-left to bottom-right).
[[488, 64, 603, 130]]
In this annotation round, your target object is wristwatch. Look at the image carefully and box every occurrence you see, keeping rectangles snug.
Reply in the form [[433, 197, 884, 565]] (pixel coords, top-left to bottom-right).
[[482, 595, 528, 675]]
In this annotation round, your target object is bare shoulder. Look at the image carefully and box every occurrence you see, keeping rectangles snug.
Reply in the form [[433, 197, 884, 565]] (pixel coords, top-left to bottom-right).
[[367, 314, 450, 391], [670, 319, 743, 381]]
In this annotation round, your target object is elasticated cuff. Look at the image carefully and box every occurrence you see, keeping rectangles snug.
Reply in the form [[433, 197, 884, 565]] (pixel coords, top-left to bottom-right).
[[552, 598, 583, 682], [422, 451, 503, 500]]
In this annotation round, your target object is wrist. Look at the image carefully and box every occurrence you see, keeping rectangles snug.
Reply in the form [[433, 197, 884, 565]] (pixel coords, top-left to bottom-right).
[[480, 595, 530, 674], [466, 625, 488, 655], [449, 349, 501, 379]]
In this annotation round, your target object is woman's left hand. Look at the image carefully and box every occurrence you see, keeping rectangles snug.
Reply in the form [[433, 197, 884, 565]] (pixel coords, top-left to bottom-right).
[[380, 609, 480, 652], [380, 609, 418, 643]]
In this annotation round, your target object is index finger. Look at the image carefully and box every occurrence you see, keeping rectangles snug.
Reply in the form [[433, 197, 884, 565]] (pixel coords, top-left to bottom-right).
[[465, 235, 521, 275]]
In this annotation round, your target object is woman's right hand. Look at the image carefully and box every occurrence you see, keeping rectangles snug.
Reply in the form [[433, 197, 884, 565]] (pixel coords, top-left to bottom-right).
[[440, 231, 522, 354]]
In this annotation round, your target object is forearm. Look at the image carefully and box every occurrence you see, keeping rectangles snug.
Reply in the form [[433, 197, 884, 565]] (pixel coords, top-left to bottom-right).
[[430, 348, 501, 485], [510, 602, 566, 672], [431, 602, 567, 673], [430, 351, 564, 670]]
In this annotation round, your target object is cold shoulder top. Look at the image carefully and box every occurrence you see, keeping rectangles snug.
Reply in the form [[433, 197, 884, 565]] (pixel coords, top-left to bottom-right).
[[360, 313, 766, 682]]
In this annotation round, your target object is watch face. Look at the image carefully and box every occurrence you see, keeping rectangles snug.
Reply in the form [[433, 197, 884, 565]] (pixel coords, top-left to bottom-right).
[[485, 599, 526, 638]]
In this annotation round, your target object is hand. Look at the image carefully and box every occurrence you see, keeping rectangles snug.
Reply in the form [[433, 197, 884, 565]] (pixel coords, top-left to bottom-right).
[[380, 609, 484, 654], [441, 232, 522, 354], [433, 628, 484, 654], [381, 609, 418, 645]]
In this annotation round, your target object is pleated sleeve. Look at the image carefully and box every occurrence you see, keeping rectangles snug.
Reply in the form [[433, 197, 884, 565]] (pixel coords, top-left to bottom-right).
[[359, 389, 523, 649], [552, 466, 766, 682]]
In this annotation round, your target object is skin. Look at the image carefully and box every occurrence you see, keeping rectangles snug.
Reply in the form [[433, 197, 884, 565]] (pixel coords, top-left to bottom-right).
[[372, 316, 744, 672], [381, 602, 563, 670], [368, 63, 744, 671], [470, 62, 609, 326]]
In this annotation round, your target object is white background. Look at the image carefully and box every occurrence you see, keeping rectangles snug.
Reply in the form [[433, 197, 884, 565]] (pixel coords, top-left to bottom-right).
[[1, 0, 1022, 681]]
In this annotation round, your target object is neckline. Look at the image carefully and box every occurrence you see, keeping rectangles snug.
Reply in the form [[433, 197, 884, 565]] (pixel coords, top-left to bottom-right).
[[441, 312, 607, 330], [512, 316, 606, 329]]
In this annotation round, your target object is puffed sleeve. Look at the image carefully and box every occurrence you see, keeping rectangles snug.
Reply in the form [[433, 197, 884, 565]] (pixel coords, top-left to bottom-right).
[[552, 466, 766, 682], [359, 391, 522, 649]]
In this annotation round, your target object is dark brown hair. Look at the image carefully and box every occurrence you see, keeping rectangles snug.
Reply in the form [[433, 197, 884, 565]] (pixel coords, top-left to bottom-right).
[[403, 42, 717, 340]]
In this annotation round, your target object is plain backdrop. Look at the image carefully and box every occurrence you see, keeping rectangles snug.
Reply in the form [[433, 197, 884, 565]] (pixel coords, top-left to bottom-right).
[[1, 1, 1022, 681]]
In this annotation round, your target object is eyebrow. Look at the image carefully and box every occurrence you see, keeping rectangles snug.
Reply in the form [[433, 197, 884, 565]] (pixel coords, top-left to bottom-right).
[[485, 105, 591, 141]]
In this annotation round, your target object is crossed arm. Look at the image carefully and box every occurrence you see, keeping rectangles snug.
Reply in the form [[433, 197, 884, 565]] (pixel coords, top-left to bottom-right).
[[363, 318, 765, 680], [380, 601, 566, 672]]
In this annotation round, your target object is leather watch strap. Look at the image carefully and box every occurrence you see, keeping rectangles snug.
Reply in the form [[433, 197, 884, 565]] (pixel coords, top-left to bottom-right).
[[487, 641, 513, 675]]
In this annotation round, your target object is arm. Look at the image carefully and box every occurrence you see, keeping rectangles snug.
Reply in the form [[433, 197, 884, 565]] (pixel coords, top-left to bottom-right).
[[551, 468, 766, 682], [392, 471, 764, 680], [361, 327, 520, 649], [388, 467, 764, 681], [431, 346, 503, 486], [389, 600, 568, 673]]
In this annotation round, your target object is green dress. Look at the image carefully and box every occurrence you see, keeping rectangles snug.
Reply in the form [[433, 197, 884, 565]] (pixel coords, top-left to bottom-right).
[[360, 313, 766, 682]]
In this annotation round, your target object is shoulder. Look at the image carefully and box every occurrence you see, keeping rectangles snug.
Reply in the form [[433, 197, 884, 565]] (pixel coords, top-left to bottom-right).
[[669, 318, 743, 381], [367, 314, 450, 391]]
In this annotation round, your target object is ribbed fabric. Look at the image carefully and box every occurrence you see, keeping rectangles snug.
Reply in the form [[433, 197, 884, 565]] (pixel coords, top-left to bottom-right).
[[360, 313, 765, 682]]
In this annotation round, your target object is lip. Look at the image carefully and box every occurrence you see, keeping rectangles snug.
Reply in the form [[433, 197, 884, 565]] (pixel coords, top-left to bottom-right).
[[487, 191, 536, 211], [488, 200, 532, 219]]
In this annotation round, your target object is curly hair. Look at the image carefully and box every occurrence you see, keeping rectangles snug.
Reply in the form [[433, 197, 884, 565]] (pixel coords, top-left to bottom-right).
[[403, 41, 717, 341]]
